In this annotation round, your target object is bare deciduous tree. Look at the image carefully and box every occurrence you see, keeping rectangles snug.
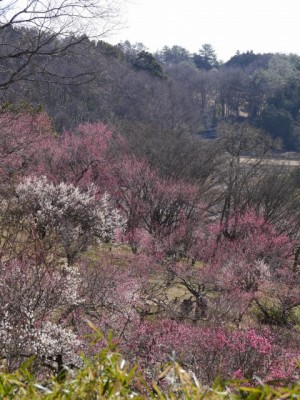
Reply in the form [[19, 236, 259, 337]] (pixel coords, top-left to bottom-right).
[[0, 0, 121, 90]]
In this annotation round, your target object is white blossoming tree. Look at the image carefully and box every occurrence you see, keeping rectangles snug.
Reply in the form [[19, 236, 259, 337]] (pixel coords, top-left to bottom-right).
[[0, 258, 83, 374], [0, 255, 139, 376], [0, 176, 126, 376], [7, 176, 125, 264]]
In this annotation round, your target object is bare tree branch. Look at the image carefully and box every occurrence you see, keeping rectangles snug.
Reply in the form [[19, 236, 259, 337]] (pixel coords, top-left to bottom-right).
[[0, 0, 122, 89]]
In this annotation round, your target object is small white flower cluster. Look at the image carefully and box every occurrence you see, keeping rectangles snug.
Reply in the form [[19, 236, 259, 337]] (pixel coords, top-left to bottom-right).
[[59, 263, 84, 306], [96, 192, 126, 242], [0, 313, 81, 366], [254, 259, 271, 279], [0, 310, 15, 358], [33, 321, 81, 362]]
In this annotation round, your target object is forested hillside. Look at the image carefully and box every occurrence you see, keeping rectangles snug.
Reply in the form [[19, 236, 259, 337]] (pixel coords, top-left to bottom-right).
[[3, 25, 300, 150], [0, 2, 300, 399]]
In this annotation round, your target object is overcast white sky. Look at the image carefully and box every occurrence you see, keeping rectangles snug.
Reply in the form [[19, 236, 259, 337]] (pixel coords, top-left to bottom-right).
[[108, 0, 300, 62]]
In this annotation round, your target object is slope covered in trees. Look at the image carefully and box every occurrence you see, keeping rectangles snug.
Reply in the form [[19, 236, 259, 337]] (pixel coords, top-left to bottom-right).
[[0, 2, 300, 396], [0, 112, 299, 390], [2, 23, 300, 150]]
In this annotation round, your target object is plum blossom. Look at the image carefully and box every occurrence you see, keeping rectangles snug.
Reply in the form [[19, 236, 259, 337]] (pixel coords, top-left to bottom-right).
[[14, 176, 125, 263], [0, 258, 84, 371]]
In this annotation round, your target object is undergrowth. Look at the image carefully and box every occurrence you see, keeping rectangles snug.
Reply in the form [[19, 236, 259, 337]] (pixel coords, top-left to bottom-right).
[[0, 324, 299, 400]]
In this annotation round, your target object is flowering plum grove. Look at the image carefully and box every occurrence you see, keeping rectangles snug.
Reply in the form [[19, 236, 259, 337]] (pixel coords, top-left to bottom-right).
[[37, 122, 114, 190], [126, 320, 299, 383], [0, 111, 299, 385]]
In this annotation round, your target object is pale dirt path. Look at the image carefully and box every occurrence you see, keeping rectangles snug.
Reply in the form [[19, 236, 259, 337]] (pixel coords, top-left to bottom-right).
[[240, 157, 300, 166]]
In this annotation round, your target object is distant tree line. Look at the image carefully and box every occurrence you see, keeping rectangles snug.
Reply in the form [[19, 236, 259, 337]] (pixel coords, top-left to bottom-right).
[[2, 21, 300, 150]]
